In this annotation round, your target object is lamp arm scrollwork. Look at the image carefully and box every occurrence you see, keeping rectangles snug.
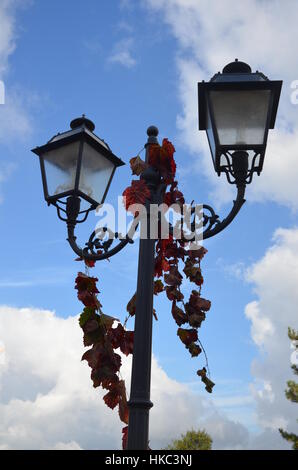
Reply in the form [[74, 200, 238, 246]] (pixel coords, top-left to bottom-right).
[[187, 183, 246, 241], [63, 179, 245, 259], [67, 224, 134, 261], [65, 196, 136, 262]]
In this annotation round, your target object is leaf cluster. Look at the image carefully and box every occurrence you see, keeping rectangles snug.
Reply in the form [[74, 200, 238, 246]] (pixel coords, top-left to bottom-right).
[[75, 272, 133, 448]]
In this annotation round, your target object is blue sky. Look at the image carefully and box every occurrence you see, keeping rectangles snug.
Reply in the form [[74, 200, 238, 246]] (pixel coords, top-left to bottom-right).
[[0, 0, 297, 450]]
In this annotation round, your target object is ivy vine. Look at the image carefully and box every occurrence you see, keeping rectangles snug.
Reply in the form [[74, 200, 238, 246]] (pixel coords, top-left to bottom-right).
[[75, 137, 214, 450]]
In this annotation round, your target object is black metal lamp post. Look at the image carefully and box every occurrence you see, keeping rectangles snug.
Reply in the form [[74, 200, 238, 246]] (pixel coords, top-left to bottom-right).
[[31, 60, 282, 450]]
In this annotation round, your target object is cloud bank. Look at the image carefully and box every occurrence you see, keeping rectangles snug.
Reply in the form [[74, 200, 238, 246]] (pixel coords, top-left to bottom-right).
[[0, 305, 253, 450], [245, 227, 298, 446], [144, 0, 298, 210]]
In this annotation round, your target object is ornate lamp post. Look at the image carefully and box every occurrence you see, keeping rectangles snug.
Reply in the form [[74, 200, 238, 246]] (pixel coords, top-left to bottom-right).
[[31, 60, 282, 450]]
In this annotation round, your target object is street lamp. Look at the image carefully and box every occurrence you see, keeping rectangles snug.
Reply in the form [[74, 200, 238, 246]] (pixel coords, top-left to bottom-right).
[[32, 115, 125, 209], [198, 59, 282, 184], [31, 60, 282, 450]]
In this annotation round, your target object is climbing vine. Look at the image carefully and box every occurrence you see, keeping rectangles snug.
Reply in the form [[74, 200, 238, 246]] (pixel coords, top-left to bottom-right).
[[75, 137, 214, 450]]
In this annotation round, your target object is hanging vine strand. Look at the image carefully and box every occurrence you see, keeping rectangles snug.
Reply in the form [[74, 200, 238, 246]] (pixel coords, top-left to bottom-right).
[[75, 137, 214, 450]]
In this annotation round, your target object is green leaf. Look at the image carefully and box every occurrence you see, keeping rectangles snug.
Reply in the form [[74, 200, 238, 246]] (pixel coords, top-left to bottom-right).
[[79, 307, 95, 327]]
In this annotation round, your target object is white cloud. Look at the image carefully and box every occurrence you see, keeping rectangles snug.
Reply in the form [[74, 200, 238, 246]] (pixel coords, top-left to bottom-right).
[[0, 88, 34, 142], [0, 304, 255, 450], [108, 38, 136, 68], [203, 412, 250, 450], [0, 0, 35, 201], [245, 301, 275, 347], [0, 0, 17, 76], [244, 227, 298, 444], [144, 0, 298, 210]]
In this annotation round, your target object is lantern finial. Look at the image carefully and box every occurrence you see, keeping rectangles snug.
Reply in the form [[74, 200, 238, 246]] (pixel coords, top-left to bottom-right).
[[222, 60, 252, 74], [70, 116, 95, 132]]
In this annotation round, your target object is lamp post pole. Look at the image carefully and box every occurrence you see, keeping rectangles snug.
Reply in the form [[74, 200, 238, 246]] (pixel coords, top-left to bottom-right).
[[127, 126, 161, 450]]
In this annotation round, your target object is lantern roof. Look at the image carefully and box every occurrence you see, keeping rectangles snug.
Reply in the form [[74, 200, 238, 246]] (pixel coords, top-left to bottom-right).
[[32, 115, 125, 169], [198, 59, 282, 131]]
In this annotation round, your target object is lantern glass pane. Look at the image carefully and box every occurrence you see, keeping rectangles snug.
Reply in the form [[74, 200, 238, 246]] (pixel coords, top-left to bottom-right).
[[43, 141, 80, 197], [206, 105, 216, 163], [79, 142, 115, 204], [210, 89, 271, 146]]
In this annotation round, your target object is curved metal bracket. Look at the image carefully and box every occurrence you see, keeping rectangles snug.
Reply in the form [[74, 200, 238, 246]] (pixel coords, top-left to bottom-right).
[[187, 184, 246, 241], [67, 223, 135, 261], [61, 174, 245, 259], [202, 184, 246, 239], [65, 168, 166, 262]]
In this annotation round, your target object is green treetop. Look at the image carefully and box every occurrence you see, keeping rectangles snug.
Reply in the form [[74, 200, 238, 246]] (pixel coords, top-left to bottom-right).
[[165, 429, 212, 450], [279, 327, 298, 450]]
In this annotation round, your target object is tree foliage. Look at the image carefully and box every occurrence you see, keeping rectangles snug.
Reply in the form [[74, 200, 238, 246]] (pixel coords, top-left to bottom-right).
[[165, 429, 212, 450], [279, 327, 298, 450]]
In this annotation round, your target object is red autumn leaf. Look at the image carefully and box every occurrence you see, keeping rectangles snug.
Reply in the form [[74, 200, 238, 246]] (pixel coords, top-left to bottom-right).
[[162, 138, 176, 157], [171, 302, 187, 326], [188, 246, 208, 261], [78, 290, 100, 309], [160, 235, 174, 251], [103, 389, 120, 409], [127, 293, 136, 316], [197, 368, 215, 393], [148, 141, 176, 184], [165, 285, 184, 301], [106, 350, 122, 374], [85, 259, 96, 268], [75, 257, 96, 268], [164, 266, 183, 287], [122, 426, 128, 450], [103, 380, 126, 410], [75, 272, 99, 295], [90, 369, 111, 389], [154, 279, 164, 295], [129, 156, 148, 176], [83, 333, 94, 347], [164, 190, 185, 211], [108, 323, 125, 349], [82, 342, 122, 375], [188, 311, 206, 328], [155, 257, 170, 277], [156, 236, 185, 261], [185, 291, 210, 328], [148, 144, 160, 167], [164, 243, 185, 260], [82, 342, 106, 369], [118, 380, 129, 425], [91, 367, 118, 389], [75, 272, 101, 308], [186, 290, 211, 314], [108, 324, 134, 356], [183, 259, 204, 286], [188, 342, 202, 357], [195, 296, 211, 312], [123, 180, 151, 212], [160, 150, 176, 184], [120, 330, 134, 356], [83, 319, 99, 334], [100, 313, 118, 330], [177, 327, 198, 346]]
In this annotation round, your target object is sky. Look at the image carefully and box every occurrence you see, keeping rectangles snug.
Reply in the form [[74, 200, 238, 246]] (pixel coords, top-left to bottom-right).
[[0, 0, 297, 450]]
